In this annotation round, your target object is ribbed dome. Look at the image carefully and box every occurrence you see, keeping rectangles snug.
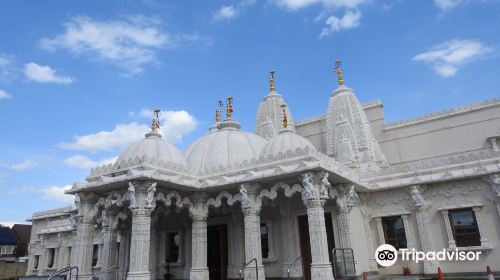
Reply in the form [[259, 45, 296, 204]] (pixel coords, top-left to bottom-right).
[[260, 128, 316, 159], [186, 120, 266, 172], [117, 132, 187, 168]]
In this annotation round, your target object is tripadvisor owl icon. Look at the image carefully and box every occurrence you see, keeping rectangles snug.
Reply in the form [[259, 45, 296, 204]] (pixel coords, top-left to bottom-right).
[[375, 244, 398, 267]]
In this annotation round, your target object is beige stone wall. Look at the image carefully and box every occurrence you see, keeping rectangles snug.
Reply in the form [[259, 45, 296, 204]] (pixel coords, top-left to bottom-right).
[[0, 262, 28, 279]]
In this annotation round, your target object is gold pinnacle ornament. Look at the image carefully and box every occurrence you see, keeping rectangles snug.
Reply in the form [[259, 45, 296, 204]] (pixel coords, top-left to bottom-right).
[[226, 96, 233, 119], [151, 108, 161, 132], [280, 104, 288, 129], [215, 100, 222, 123], [334, 59, 344, 86], [270, 70, 276, 93]]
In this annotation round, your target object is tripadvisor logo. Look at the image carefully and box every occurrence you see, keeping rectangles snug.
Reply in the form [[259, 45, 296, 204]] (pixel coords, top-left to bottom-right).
[[375, 244, 482, 267]]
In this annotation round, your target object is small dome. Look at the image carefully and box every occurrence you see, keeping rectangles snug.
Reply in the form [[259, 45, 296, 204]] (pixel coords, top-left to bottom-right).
[[117, 132, 187, 168], [186, 120, 266, 172], [259, 128, 316, 159]]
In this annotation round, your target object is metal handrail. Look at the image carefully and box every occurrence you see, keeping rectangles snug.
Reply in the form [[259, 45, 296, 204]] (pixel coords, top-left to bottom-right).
[[88, 265, 118, 280], [238, 258, 258, 280], [287, 256, 303, 279], [48, 266, 79, 280]]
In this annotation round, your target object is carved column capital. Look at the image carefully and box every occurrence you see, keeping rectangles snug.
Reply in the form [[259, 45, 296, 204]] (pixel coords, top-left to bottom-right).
[[301, 171, 330, 208], [189, 193, 209, 222], [334, 184, 359, 214], [240, 183, 262, 215], [128, 180, 157, 210]]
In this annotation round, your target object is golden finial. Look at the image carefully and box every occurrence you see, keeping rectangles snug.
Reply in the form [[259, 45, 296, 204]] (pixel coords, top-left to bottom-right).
[[226, 96, 233, 119], [151, 108, 161, 132], [280, 104, 288, 129], [269, 70, 276, 93], [334, 59, 344, 86], [215, 100, 222, 123]]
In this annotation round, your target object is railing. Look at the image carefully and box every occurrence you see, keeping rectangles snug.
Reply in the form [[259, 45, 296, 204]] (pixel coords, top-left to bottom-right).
[[238, 258, 258, 280], [88, 266, 118, 280], [48, 266, 79, 280], [287, 256, 303, 279]]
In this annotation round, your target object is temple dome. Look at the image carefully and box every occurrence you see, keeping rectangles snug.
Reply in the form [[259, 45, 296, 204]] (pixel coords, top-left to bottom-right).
[[116, 131, 187, 168], [260, 128, 316, 159], [186, 120, 266, 173]]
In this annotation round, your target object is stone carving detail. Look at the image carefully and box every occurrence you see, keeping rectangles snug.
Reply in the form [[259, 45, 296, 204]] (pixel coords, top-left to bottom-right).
[[362, 149, 500, 179], [206, 191, 241, 208], [128, 182, 137, 209], [297, 171, 335, 280], [145, 182, 157, 209], [409, 185, 430, 209], [156, 190, 193, 210], [483, 173, 500, 216], [335, 184, 359, 214], [301, 172, 330, 207], [74, 194, 82, 216]]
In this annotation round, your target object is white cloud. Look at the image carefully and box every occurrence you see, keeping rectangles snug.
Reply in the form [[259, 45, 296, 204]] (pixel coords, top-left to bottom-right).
[[134, 109, 198, 144], [40, 16, 169, 76], [320, 10, 361, 37], [1, 159, 37, 171], [0, 89, 11, 100], [434, 0, 462, 10], [273, 0, 367, 10], [64, 155, 118, 169], [41, 185, 74, 205], [60, 110, 197, 152], [7, 186, 37, 196], [0, 53, 16, 82], [414, 39, 493, 77], [60, 122, 147, 152], [23, 63, 74, 84], [214, 5, 239, 21]]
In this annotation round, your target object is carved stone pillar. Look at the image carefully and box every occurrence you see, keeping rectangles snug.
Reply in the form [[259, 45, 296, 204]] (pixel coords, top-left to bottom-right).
[[409, 185, 439, 274], [189, 194, 209, 280], [126, 181, 156, 280], [280, 203, 298, 278], [101, 213, 118, 280], [75, 193, 96, 280], [301, 172, 334, 280], [334, 184, 359, 250], [240, 183, 265, 280]]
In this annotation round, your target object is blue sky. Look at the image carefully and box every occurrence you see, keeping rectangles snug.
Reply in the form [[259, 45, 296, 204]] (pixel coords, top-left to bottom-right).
[[1, 0, 499, 225]]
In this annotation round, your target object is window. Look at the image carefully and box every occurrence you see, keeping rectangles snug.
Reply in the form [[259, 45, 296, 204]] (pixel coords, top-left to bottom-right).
[[165, 232, 180, 263], [1, 245, 12, 254], [92, 244, 99, 267], [47, 248, 55, 268], [260, 224, 269, 259], [382, 216, 407, 249], [448, 208, 481, 247], [66, 247, 72, 266], [34, 255, 40, 269]]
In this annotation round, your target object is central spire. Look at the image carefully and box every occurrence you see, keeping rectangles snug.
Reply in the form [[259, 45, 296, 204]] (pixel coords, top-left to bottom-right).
[[269, 70, 276, 93], [334, 59, 344, 86]]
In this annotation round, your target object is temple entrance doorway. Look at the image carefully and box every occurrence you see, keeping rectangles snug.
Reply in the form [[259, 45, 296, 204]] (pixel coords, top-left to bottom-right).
[[207, 224, 228, 280], [298, 212, 335, 280]]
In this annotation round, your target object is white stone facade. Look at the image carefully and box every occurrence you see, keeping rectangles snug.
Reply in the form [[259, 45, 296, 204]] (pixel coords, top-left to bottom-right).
[[26, 75, 500, 280]]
